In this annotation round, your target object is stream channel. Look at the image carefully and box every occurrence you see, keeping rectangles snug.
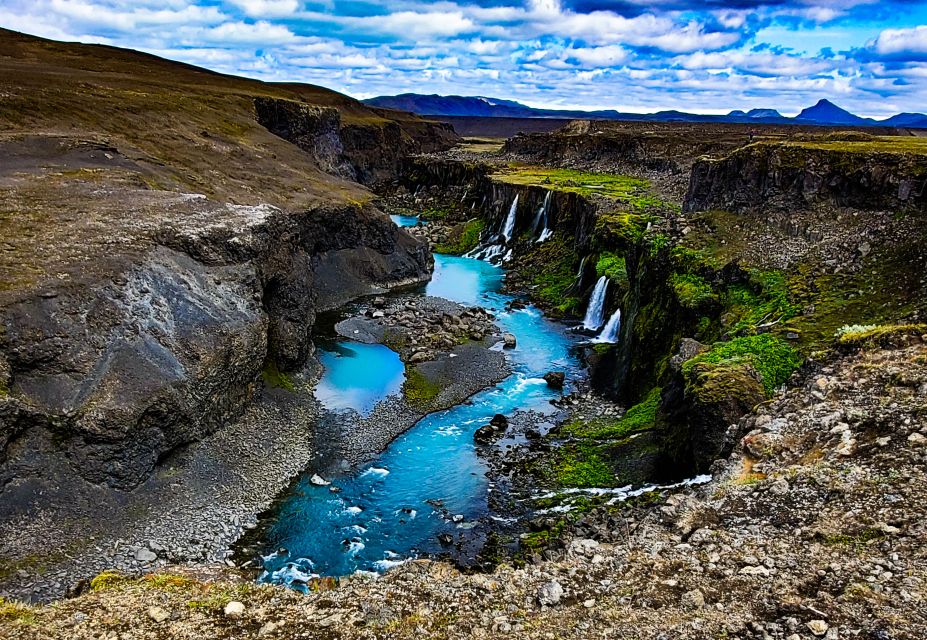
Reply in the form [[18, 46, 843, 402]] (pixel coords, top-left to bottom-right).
[[255, 215, 584, 590]]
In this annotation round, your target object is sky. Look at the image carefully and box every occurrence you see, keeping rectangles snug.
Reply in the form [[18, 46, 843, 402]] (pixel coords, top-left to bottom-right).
[[3, 0, 927, 117]]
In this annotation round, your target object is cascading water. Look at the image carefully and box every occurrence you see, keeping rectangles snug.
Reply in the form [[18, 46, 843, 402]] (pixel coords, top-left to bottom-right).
[[531, 192, 553, 242], [501, 195, 519, 242], [466, 195, 520, 264], [581, 276, 609, 330], [574, 256, 587, 288], [592, 308, 621, 343]]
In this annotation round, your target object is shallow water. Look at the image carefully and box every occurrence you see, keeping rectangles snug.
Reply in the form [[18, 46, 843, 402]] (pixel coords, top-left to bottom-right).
[[389, 213, 420, 228], [313, 342, 405, 416], [258, 254, 582, 589]]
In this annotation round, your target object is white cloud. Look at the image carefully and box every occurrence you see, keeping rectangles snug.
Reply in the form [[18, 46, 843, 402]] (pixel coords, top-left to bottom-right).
[[872, 25, 927, 57], [225, 0, 300, 18]]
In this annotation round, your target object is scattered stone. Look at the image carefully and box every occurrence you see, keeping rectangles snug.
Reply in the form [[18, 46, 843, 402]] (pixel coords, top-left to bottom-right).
[[807, 620, 829, 636], [147, 606, 169, 623], [135, 548, 157, 563], [537, 581, 563, 607], [681, 589, 705, 609], [908, 432, 926, 446], [224, 601, 245, 618], [310, 474, 331, 486]]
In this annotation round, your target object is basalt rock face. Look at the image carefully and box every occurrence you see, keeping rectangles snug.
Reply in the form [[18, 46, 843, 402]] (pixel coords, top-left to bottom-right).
[[0, 202, 430, 503], [684, 141, 927, 214], [340, 118, 459, 186], [502, 120, 753, 176], [253, 98, 353, 178], [254, 97, 459, 186]]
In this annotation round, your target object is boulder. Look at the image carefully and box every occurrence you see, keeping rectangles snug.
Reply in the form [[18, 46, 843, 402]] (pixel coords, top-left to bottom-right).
[[543, 371, 565, 390], [473, 425, 495, 444], [503, 333, 517, 349]]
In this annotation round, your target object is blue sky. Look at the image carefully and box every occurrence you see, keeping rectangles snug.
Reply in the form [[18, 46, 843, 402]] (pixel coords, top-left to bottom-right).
[[3, 0, 927, 117]]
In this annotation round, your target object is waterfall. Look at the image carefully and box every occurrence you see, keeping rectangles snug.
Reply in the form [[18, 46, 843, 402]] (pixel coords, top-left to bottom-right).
[[533, 192, 553, 243], [581, 276, 609, 330], [575, 256, 587, 280], [592, 309, 622, 344], [501, 195, 518, 242]]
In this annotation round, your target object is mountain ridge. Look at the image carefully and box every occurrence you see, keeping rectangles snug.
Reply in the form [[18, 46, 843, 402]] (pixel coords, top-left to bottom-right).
[[364, 93, 927, 128]]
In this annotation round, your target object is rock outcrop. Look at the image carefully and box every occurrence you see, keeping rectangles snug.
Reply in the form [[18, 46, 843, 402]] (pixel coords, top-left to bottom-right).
[[0, 30, 443, 503], [0, 201, 430, 500], [685, 139, 927, 213]]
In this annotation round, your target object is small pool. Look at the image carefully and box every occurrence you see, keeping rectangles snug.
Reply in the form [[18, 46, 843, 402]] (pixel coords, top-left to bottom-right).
[[314, 341, 405, 416]]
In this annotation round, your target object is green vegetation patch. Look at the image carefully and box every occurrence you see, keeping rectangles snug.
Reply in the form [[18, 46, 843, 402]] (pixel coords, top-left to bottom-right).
[[835, 323, 927, 348], [683, 334, 802, 396], [596, 251, 627, 283], [552, 442, 616, 488], [723, 270, 799, 337], [562, 387, 662, 440], [783, 136, 927, 156], [0, 598, 37, 625], [528, 235, 581, 315], [492, 166, 662, 208], [418, 206, 451, 221], [670, 273, 717, 309], [262, 359, 295, 391], [402, 366, 440, 408], [594, 211, 659, 248], [90, 570, 127, 592], [434, 219, 485, 255]]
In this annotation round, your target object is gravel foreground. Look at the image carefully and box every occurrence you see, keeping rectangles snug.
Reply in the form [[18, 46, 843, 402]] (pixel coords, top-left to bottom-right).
[[2, 340, 925, 639]]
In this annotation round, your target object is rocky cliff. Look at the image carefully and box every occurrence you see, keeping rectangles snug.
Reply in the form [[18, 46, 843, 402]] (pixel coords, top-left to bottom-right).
[[0, 30, 445, 509], [685, 137, 927, 213]]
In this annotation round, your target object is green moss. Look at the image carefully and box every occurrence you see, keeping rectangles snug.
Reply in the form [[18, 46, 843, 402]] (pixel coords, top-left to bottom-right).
[[261, 359, 295, 391], [648, 233, 669, 257], [144, 574, 198, 591], [595, 251, 627, 283], [434, 219, 485, 255], [491, 167, 659, 207], [529, 235, 581, 315], [670, 273, 717, 309], [835, 323, 927, 348], [0, 598, 37, 625], [671, 245, 719, 272], [90, 570, 127, 592], [683, 334, 802, 397], [722, 270, 799, 337], [553, 442, 615, 488], [820, 527, 884, 547], [782, 136, 927, 155], [594, 211, 653, 247], [402, 366, 440, 408], [562, 387, 662, 440], [419, 206, 451, 220]]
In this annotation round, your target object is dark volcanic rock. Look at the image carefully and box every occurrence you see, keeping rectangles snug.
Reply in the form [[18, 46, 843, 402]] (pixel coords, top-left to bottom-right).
[[0, 203, 431, 496], [543, 371, 565, 390], [684, 140, 927, 214]]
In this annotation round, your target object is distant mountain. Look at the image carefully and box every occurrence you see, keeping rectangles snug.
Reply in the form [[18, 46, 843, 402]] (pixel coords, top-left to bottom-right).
[[364, 93, 926, 129], [882, 112, 927, 128], [746, 108, 783, 119], [795, 99, 868, 126]]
